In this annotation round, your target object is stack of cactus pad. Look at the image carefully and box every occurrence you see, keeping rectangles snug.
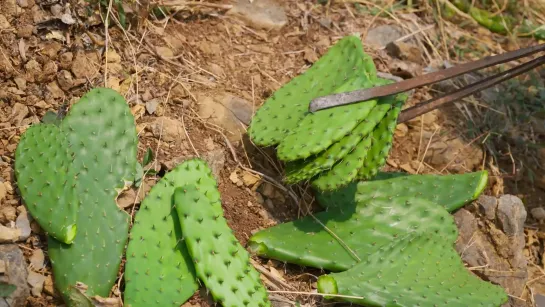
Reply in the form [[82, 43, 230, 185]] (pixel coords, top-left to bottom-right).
[[15, 88, 139, 304], [124, 159, 270, 307], [248, 35, 408, 191], [248, 170, 509, 306]]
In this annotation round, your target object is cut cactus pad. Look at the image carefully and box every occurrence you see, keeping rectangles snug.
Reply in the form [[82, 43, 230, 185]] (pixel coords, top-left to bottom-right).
[[317, 233, 508, 306], [123, 159, 220, 306], [174, 185, 271, 307], [315, 170, 489, 211], [248, 35, 377, 147], [30, 88, 139, 305], [248, 196, 457, 271], [14, 124, 78, 244]]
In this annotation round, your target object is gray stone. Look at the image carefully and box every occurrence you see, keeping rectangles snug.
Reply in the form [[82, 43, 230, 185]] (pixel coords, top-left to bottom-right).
[[364, 25, 411, 48], [145, 99, 159, 114], [531, 207, 545, 221], [0, 245, 29, 307], [15, 208, 31, 240], [202, 148, 226, 181], [477, 195, 497, 220], [27, 271, 45, 297], [497, 195, 527, 236], [227, 0, 287, 30]]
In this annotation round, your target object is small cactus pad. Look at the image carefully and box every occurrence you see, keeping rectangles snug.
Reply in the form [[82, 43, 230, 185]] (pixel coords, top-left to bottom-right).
[[356, 93, 405, 180], [47, 88, 138, 303], [355, 170, 489, 212], [14, 124, 78, 244], [317, 233, 508, 306], [248, 196, 457, 271], [315, 170, 488, 211], [248, 35, 376, 147], [124, 158, 220, 307], [284, 94, 394, 184], [276, 77, 380, 161], [174, 185, 271, 307]]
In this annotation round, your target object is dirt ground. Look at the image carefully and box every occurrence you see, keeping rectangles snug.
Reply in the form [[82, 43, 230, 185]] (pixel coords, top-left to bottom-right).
[[2, 0, 545, 306]]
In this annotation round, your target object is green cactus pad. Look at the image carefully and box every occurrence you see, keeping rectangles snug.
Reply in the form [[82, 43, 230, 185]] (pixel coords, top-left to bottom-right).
[[47, 88, 138, 304], [248, 35, 376, 147], [14, 124, 78, 244], [248, 196, 457, 271], [317, 233, 508, 306], [124, 158, 220, 307], [357, 93, 405, 180], [284, 94, 395, 184], [315, 170, 488, 212], [276, 77, 380, 161], [310, 132, 373, 191], [174, 185, 271, 307]]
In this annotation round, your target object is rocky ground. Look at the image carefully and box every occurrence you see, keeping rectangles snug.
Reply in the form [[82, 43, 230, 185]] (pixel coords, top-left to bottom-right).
[[1, 0, 545, 306]]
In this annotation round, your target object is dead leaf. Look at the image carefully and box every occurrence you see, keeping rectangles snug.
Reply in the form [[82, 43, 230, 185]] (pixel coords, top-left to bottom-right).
[[229, 171, 243, 187], [241, 171, 260, 187]]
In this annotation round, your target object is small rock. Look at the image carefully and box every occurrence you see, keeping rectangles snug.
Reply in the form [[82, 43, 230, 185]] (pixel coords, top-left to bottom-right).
[[29, 249, 44, 270], [497, 195, 527, 236], [531, 207, 545, 222], [141, 90, 153, 102], [71, 52, 98, 79], [17, 24, 33, 38], [229, 171, 243, 187], [105, 49, 121, 63], [15, 207, 31, 240], [394, 123, 408, 137], [227, 0, 287, 30], [46, 81, 65, 99], [255, 192, 264, 205], [265, 198, 274, 210], [477, 195, 497, 220], [27, 271, 45, 297], [197, 93, 253, 142], [260, 182, 275, 199], [0, 181, 6, 202], [386, 41, 423, 64], [41, 41, 62, 59], [116, 188, 137, 209], [14, 77, 26, 90], [0, 224, 21, 243], [388, 58, 422, 79], [155, 46, 174, 58], [145, 99, 159, 114], [50, 4, 62, 16], [43, 275, 55, 296], [0, 260, 5, 273], [0, 245, 29, 306], [242, 171, 260, 187], [60, 13, 76, 25], [4, 182, 13, 194], [59, 52, 73, 69], [202, 149, 226, 180], [365, 25, 406, 48], [42, 61, 58, 81], [10, 102, 29, 126], [150, 117, 185, 143], [0, 14, 10, 29], [16, 0, 28, 8]]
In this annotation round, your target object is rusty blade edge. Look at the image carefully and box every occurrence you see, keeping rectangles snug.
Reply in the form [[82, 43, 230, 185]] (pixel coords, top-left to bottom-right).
[[397, 55, 545, 124], [308, 43, 545, 113]]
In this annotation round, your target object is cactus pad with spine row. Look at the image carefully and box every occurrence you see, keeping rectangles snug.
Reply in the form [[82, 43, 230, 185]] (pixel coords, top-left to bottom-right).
[[45, 88, 138, 304], [14, 124, 78, 244], [315, 170, 488, 211], [284, 92, 395, 184], [310, 93, 405, 191], [248, 196, 457, 271], [317, 233, 508, 306], [174, 185, 271, 307], [276, 77, 383, 161], [124, 159, 221, 307], [248, 35, 377, 147]]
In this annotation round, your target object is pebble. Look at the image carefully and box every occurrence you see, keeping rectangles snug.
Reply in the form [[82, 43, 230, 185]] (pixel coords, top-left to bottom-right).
[[0, 245, 29, 306], [531, 207, 545, 222], [15, 207, 31, 240], [0, 224, 21, 243], [150, 117, 185, 143], [29, 249, 44, 270], [497, 195, 527, 236], [227, 0, 287, 30], [27, 271, 45, 297]]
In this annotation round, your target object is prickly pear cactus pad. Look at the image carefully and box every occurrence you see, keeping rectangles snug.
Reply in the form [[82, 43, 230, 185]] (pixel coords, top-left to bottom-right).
[[284, 93, 395, 184], [174, 185, 271, 307], [248, 35, 377, 147], [317, 233, 508, 306], [356, 92, 405, 181], [248, 196, 457, 271], [315, 170, 488, 211], [14, 124, 78, 244], [46, 88, 138, 304], [276, 77, 381, 161], [124, 159, 220, 307]]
